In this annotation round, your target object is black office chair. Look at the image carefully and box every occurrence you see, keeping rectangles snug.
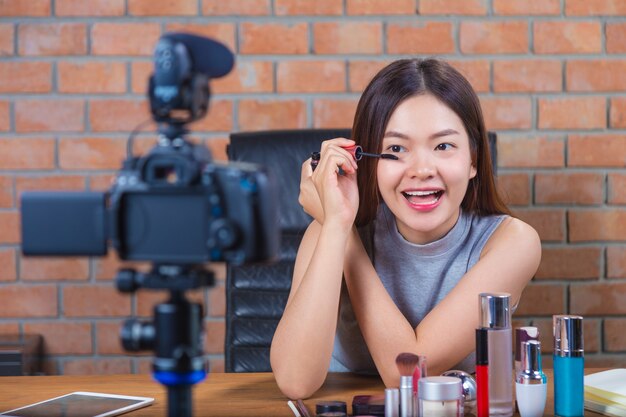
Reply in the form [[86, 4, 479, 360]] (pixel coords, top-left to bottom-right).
[[224, 129, 497, 372]]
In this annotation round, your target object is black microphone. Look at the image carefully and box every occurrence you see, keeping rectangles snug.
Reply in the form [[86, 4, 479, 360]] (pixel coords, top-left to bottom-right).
[[161, 32, 234, 79]]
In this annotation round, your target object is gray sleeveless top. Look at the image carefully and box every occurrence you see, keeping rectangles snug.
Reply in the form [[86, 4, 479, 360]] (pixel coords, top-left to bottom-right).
[[329, 203, 506, 374]]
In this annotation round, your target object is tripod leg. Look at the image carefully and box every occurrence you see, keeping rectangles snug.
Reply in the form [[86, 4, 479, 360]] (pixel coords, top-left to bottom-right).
[[168, 385, 193, 417]]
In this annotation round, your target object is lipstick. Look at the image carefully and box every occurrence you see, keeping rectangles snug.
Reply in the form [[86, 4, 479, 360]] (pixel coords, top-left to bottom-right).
[[476, 328, 489, 417]]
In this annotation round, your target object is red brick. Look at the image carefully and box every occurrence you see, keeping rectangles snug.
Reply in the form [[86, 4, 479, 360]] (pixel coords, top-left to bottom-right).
[[0, 62, 52, 93], [387, 22, 454, 54], [240, 23, 308, 55], [535, 246, 601, 280], [64, 286, 131, 317], [568, 134, 626, 167], [313, 99, 358, 129], [129, 0, 197, 15], [204, 137, 229, 162], [496, 173, 531, 206], [314, 22, 382, 55], [20, 257, 89, 281], [610, 97, 626, 128], [0, 286, 57, 317], [94, 251, 149, 281], [480, 97, 532, 130], [571, 282, 626, 315], [535, 172, 604, 205], [538, 97, 605, 130], [609, 173, 626, 204], [205, 320, 225, 354], [0, 323, 19, 334], [59, 137, 126, 171], [88, 174, 116, 192], [419, 0, 486, 15], [130, 61, 153, 94], [460, 21, 528, 54], [566, 0, 626, 16], [24, 322, 92, 354], [0, 138, 55, 170], [567, 60, 626, 92], [605, 319, 626, 351], [608, 246, 626, 279], [275, 0, 342, 15], [0, 176, 12, 208], [209, 358, 225, 373], [448, 60, 490, 93], [96, 321, 125, 354], [92, 23, 161, 56], [18, 23, 86, 56], [15, 175, 86, 199], [0, 211, 19, 244], [55, 0, 124, 16], [534, 21, 601, 54], [0, 24, 12, 55], [584, 320, 601, 353], [493, 60, 561, 93], [498, 136, 565, 168], [348, 60, 390, 92], [607, 23, 626, 53], [212, 61, 273, 94], [494, 0, 560, 15], [346, 0, 415, 14], [89, 99, 149, 132], [15, 100, 84, 133], [0, 0, 50, 16], [202, 0, 270, 15], [277, 61, 345, 93], [164, 23, 236, 51], [0, 249, 16, 282], [63, 358, 131, 375], [208, 285, 225, 317], [0, 100, 8, 132], [58, 61, 126, 94], [189, 99, 233, 132], [239, 99, 307, 131], [569, 210, 626, 242], [515, 284, 565, 316], [513, 209, 565, 242]]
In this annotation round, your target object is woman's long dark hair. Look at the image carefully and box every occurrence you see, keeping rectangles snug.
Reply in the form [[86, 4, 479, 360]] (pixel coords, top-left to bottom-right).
[[353, 58, 510, 227]]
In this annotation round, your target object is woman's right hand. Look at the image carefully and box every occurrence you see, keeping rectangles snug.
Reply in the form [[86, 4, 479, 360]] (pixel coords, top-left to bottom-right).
[[299, 138, 359, 230]]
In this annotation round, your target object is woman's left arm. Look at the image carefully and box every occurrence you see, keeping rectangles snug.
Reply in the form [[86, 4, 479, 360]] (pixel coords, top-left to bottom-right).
[[343, 217, 541, 388]]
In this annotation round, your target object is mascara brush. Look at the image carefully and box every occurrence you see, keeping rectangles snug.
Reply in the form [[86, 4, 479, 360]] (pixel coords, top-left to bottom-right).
[[310, 145, 398, 171]]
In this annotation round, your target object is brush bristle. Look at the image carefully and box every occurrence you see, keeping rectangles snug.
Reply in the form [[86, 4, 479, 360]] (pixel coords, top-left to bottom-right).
[[395, 352, 420, 377]]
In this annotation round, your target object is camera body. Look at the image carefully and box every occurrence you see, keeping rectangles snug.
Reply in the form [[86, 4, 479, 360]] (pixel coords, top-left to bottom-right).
[[21, 33, 279, 266]]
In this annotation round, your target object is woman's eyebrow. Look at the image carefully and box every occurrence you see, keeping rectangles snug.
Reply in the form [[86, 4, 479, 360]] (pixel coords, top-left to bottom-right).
[[383, 128, 460, 140]]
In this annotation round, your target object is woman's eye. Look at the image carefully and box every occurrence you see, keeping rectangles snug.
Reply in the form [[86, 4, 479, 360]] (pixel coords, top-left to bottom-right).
[[435, 143, 453, 151], [387, 144, 406, 153]]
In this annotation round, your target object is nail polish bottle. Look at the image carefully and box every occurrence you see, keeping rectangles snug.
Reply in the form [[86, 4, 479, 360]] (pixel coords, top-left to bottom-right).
[[479, 293, 513, 416], [515, 340, 547, 417], [553, 315, 584, 417]]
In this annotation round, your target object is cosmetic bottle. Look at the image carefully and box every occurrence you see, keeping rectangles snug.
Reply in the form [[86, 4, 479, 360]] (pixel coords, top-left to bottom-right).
[[479, 293, 513, 416], [514, 326, 538, 375], [475, 328, 489, 417], [418, 376, 463, 417], [515, 340, 547, 417], [385, 388, 399, 417], [553, 315, 584, 417]]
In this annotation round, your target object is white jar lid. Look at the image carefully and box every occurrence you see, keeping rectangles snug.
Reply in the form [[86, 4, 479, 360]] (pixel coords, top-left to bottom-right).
[[418, 376, 463, 401]]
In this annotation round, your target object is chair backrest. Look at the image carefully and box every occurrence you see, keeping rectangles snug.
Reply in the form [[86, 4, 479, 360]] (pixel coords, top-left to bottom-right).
[[224, 129, 497, 372], [225, 128, 350, 372]]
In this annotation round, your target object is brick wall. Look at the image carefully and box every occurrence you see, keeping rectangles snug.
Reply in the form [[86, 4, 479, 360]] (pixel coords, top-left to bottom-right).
[[0, 0, 625, 375]]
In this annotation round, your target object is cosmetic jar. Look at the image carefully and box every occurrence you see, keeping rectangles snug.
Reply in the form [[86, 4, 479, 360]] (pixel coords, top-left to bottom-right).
[[440, 370, 476, 415], [418, 376, 463, 417]]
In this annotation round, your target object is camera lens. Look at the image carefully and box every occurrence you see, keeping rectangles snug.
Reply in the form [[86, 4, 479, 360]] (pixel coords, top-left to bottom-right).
[[121, 319, 156, 351]]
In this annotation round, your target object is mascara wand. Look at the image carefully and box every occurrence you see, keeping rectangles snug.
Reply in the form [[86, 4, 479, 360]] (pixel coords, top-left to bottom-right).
[[310, 145, 398, 171]]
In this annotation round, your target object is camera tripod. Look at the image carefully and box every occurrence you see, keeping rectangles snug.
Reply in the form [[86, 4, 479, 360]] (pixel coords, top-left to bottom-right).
[[116, 264, 214, 417]]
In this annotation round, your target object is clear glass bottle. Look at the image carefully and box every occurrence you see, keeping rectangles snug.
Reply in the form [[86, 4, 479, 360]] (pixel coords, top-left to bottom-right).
[[479, 293, 513, 416]]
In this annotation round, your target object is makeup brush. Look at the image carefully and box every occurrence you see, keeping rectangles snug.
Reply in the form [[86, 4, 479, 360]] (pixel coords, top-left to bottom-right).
[[396, 352, 420, 417]]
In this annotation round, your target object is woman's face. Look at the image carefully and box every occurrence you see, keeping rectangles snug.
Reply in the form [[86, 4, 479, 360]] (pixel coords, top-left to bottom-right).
[[376, 93, 477, 244]]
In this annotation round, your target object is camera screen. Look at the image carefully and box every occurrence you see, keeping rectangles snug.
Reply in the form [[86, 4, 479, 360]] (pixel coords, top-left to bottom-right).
[[122, 192, 209, 263]]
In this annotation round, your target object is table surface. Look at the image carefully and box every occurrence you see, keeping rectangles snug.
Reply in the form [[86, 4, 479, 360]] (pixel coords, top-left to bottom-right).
[[0, 370, 604, 417]]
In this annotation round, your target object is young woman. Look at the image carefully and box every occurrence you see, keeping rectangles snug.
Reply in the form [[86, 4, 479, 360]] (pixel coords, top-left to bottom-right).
[[270, 58, 541, 399]]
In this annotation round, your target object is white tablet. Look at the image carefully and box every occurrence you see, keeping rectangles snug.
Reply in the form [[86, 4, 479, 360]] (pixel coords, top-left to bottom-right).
[[0, 391, 154, 417]]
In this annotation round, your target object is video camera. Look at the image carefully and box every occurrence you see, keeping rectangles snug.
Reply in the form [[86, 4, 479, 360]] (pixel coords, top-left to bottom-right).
[[20, 33, 279, 417], [21, 33, 279, 266]]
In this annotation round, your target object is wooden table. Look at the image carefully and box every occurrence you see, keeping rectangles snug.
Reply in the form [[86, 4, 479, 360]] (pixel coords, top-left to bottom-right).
[[0, 370, 603, 416]]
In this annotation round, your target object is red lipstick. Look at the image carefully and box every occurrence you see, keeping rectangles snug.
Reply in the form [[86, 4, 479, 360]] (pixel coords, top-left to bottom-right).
[[476, 328, 489, 417]]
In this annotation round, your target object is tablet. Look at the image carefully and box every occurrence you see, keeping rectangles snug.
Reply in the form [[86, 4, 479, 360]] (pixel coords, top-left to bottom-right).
[[0, 391, 154, 417]]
